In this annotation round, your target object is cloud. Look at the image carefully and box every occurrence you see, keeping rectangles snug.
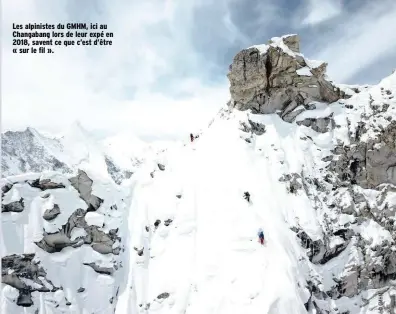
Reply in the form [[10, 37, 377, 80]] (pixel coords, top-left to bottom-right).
[[305, 0, 396, 83], [2, 0, 231, 141], [2, 0, 396, 141], [300, 0, 342, 26]]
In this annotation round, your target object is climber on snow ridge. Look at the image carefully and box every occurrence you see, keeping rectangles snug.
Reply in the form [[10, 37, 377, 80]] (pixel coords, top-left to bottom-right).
[[258, 228, 265, 245], [243, 191, 250, 202], [190, 133, 194, 143]]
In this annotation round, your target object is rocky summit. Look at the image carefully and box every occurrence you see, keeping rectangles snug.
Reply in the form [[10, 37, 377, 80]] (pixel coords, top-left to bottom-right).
[[2, 34, 396, 314], [228, 34, 347, 121]]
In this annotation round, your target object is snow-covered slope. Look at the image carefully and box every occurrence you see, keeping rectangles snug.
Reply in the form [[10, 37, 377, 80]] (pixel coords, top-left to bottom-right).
[[1, 170, 128, 313], [115, 73, 396, 312], [116, 111, 313, 314], [2, 35, 396, 313], [115, 36, 396, 313]]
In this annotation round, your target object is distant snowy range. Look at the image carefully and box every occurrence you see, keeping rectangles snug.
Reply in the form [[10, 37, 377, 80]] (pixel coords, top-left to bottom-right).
[[1, 121, 176, 184], [2, 35, 396, 314]]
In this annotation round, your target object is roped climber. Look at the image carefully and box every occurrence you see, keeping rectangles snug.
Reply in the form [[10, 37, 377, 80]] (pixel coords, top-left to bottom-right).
[[258, 228, 265, 245], [243, 191, 250, 202]]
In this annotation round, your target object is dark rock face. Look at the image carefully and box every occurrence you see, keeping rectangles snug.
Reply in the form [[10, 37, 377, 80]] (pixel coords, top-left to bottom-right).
[[291, 226, 350, 265], [83, 263, 114, 275], [135, 247, 144, 256], [164, 219, 173, 227], [2, 198, 24, 213], [157, 292, 170, 299], [1, 254, 59, 307], [29, 179, 65, 190], [240, 119, 266, 135], [327, 121, 396, 189], [43, 204, 61, 221], [158, 163, 165, 171], [16, 289, 34, 307], [69, 170, 103, 211], [2, 183, 13, 194], [35, 207, 121, 255], [279, 173, 303, 194], [296, 115, 335, 133]]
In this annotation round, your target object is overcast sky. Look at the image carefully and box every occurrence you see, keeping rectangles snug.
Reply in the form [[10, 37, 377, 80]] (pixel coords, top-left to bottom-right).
[[2, 0, 396, 141]]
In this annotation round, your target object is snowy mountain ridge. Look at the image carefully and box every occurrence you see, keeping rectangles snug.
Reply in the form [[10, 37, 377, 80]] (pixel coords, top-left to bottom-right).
[[1, 122, 175, 184], [2, 34, 396, 313]]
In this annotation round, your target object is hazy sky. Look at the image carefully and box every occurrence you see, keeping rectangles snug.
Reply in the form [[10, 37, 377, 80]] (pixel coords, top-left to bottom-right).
[[2, 0, 396, 141]]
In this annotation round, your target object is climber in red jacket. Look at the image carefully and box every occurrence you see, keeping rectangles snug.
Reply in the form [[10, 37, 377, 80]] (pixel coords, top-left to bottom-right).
[[258, 228, 265, 245]]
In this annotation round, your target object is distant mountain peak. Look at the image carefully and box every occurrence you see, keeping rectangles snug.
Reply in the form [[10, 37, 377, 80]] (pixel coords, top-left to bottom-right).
[[1, 123, 149, 184]]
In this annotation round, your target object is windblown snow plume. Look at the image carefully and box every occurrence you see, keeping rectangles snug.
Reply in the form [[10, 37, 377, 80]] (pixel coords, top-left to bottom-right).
[[2, 34, 396, 313]]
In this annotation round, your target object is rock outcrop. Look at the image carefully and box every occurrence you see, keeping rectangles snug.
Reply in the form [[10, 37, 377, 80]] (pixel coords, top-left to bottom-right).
[[1, 171, 125, 312], [2, 198, 24, 213], [226, 36, 396, 312], [29, 178, 65, 190], [43, 204, 61, 220], [227, 34, 346, 121], [35, 196, 120, 255], [289, 73, 396, 311], [2, 254, 60, 307], [69, 170, 103, 211]]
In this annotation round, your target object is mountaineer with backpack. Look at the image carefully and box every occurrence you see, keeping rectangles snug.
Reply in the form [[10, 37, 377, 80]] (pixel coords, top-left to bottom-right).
[[243, 191, 250, 202], [258, 228, 265, 245]]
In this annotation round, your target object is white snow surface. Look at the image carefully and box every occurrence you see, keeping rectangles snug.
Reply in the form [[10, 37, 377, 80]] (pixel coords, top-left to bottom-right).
[[1, 172, 128, 314], [296, 67, 312, 76], [114, 73, 396, 313], [3, 72, 396, 313], [115, 110, 313, 314], [353, 219, 393, 248]]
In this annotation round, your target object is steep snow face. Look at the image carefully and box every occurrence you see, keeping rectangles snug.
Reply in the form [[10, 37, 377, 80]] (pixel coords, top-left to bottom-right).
[[101, 133, 182, 172], [116, 110, 320, 313], [1, 171, 129, 313], [115, 71, 396, 313]]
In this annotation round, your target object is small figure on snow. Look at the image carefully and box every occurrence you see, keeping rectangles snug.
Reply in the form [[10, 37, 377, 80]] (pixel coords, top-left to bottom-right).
[[258, 228, 265, 245], [190, 133, 194, 143], [243, 191, 250, 202]]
